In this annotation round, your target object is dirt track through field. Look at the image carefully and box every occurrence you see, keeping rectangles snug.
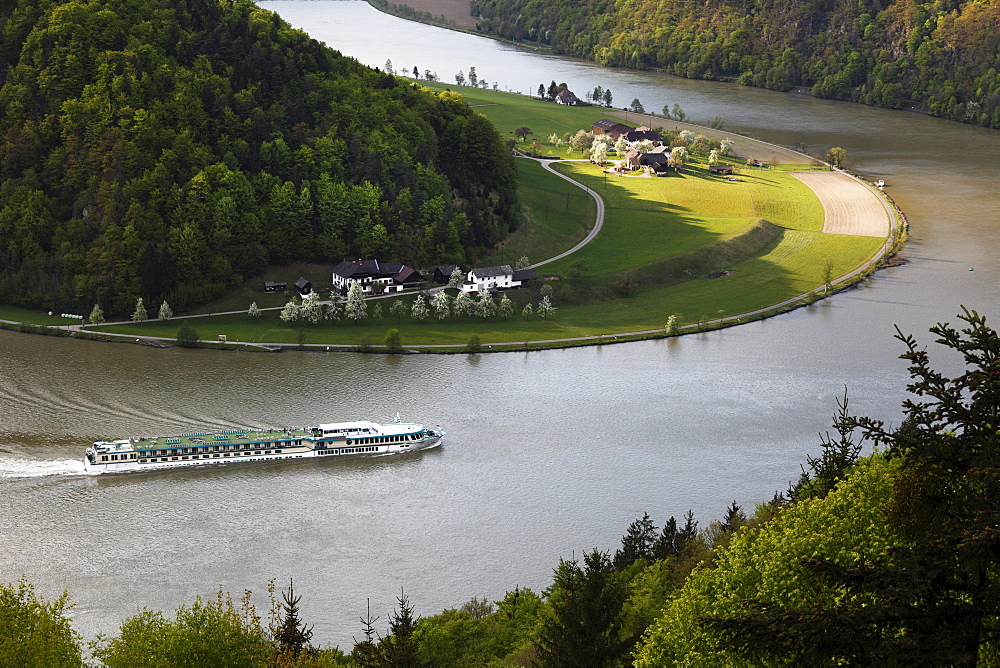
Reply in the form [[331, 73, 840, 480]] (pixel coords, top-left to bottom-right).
[[791, 172, 889, 237]]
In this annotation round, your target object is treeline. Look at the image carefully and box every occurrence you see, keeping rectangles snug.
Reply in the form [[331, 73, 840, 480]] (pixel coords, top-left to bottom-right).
[[6, 309, 999, 665], [470, 0, 1000, 129], [0, 0, 517, 317]]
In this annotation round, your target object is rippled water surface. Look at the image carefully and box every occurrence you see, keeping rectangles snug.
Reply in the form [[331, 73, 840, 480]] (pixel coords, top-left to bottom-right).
[[1, 1, 998, 648]]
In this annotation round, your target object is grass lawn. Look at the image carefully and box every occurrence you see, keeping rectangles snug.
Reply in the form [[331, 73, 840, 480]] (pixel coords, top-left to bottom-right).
[[540, 158, 824, 278], [0, 305, 81, 326], [420, 82, 626, 147], [481, 159, 596, 266], [7, 87, 892, 348]]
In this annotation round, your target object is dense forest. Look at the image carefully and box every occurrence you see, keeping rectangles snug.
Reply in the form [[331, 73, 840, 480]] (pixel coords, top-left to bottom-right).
[[0, 0, 517, 316], [470, 0, 1000, 128], [5, 309, 1000, 665]]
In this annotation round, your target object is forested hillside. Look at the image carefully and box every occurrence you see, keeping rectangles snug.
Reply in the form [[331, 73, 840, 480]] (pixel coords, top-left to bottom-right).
[[0, 0, 517, 315], [471, 0, 1000, 128]]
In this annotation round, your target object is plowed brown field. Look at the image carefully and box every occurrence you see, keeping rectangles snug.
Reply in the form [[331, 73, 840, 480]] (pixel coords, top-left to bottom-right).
[[792, 172, 889, 237], [392, 0, 476, 27]]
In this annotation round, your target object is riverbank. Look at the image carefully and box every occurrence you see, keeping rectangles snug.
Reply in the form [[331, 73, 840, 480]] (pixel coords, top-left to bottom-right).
[[1, 149, 902, 353]]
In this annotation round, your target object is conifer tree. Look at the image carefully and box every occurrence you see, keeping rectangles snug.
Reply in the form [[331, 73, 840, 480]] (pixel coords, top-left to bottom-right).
[[274, 579, 314, 658], [158, 301, 172, 320]]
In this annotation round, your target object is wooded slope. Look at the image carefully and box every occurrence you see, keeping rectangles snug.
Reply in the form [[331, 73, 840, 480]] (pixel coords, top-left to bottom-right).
[[471, 0, 1000, 128], [0, 0, 517, 315]]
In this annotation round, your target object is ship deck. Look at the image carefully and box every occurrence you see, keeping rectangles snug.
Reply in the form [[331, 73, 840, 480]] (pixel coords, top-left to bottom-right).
[[130, 426, 313, 451]]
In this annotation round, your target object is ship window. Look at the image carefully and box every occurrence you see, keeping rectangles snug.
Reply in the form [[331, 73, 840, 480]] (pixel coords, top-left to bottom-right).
[[101, 456, 108, 462], [182, 456, 189, 460], [213, 454, 219, 458], [171, 457, 178, 460], [275, 449, 282, 454], [139, 459, 146, 463], [264, 450, 271, 454]]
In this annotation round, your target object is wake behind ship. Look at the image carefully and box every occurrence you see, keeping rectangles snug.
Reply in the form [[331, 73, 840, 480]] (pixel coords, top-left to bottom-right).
[[84, 417, 444, 474]]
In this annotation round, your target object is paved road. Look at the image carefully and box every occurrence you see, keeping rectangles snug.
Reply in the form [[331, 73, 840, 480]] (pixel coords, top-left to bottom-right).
[[4, 161, 898, 352], [524, 158, 606, 269]]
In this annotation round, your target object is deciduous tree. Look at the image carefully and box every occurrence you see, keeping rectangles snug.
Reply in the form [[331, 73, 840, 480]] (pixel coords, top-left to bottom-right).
[[345, 282, 367, 321], [131, 298, 147, 323]]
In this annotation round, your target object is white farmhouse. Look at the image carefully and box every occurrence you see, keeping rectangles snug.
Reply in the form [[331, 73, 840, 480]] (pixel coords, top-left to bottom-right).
[[462, 265, 537, 293]]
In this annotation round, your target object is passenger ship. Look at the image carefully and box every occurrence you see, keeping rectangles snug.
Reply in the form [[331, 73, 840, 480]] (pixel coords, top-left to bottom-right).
[[83, 416, 444, 474]]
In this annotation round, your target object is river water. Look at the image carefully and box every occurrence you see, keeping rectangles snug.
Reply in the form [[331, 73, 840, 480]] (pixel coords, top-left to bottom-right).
[[1, 0, 998, 650]]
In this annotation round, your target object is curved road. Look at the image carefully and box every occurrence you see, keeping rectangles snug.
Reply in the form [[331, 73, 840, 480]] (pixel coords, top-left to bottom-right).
[[525, 158, 606, 269], [3, 159, 898, 351]]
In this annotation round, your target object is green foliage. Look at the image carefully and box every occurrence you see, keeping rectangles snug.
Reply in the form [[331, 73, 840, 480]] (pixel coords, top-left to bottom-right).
[[472, 0, 1000, 129], [634, 455, 900, 666], [0, 578, 83, 667], [0, 0, 517, 316], [92, 591, 271, 667], [466, 333, 481, 353], [176, 321, 199, 347], [537, 549, 632, 666], [273, 579, 314, 660], [384, 327, 402, 353]]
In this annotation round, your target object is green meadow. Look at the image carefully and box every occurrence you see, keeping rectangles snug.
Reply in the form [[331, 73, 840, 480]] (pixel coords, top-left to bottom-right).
[[12, 86, 892, 349]]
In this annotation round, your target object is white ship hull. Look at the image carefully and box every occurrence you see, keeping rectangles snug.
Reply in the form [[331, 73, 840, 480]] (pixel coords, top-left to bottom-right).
[[84, 419, 444, 475]]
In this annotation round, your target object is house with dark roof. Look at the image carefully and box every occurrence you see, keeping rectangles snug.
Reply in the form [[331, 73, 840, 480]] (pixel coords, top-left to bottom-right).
[[709, 164, 735, 175], [625, 127, 663, 143], [433, 265, 458, 284], [640, 145, 670, 168], [555, 89, 581, 106], [294, 278, 313, 296], [591, 119, 631, 138], [264, 281, 286, 293], [332, 259, 425, 294], [462, 265, 534, 293]]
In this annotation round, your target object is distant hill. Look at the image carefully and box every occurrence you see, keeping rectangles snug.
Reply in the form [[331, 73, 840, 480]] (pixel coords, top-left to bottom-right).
[[0, 0, 517, 315], [471, 0, 1000, 128]]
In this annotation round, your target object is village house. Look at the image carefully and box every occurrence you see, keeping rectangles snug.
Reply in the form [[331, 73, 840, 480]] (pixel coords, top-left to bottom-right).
[[432, 265, 458, 284], [294, 278, 313, 296], [640, 145, 670, 168], [462, 266, 537, 293], [622, 148, 643, 171], [709, 164, 735, 175], [625, 126, 663, 144], [591, 118, 631, 138], [555, 89, 581, 106], [332, 259, 424, 294]]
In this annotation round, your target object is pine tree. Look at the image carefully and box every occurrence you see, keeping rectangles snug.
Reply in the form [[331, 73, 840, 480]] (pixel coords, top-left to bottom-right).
[[274, 579, 313, 658], [248, 302, 262, 318], [158, 301, 172, 321], [614, 512, 657, 570], [379, 590, 423, 667], [537, 550, 631, 666], [351, 599, 380, 668]]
